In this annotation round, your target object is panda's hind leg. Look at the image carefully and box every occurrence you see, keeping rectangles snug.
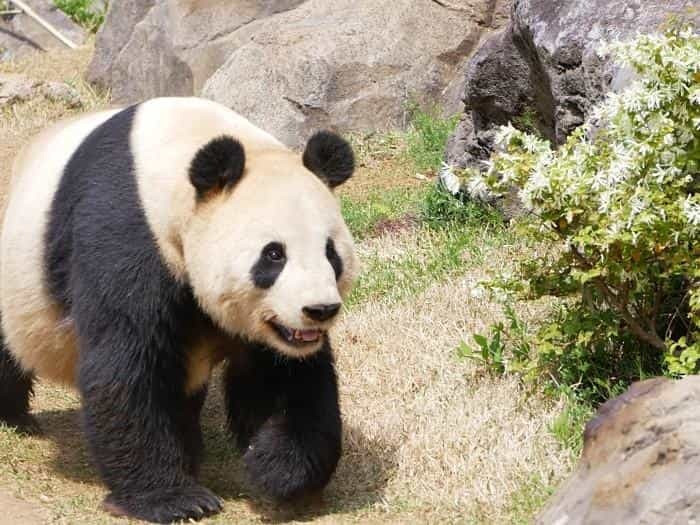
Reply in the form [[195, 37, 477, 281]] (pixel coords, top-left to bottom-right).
[[0, 335, 40, 435]]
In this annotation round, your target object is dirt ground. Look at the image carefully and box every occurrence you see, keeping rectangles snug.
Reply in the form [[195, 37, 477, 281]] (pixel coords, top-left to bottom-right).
[[0, 44, 572, 524]]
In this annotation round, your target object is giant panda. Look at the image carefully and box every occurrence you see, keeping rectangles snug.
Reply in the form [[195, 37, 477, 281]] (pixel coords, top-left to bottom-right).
[[0, 97, 358, 523]]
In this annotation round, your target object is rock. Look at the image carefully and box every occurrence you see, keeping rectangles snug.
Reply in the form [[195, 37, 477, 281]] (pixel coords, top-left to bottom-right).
[[0, 0, 87, 61], [89, 0, 312, 102], [0, 73, 82, 108], [445, 0, 700, 168], [89, 0, 500, 147], [41, 81, 82, 108], [202, 0, 488, 147], [0, 73, 37, 105], [538, 376, 700, 525]]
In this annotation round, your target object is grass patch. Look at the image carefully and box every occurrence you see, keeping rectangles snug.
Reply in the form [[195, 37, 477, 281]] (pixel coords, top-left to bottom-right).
[[405, 103, 459, 174], [346, 184, 507, 308], [341, 186, 426, 240], [53, 0, 105, 32], [549, 394, 594, 459], [505, 473, 558, 524]]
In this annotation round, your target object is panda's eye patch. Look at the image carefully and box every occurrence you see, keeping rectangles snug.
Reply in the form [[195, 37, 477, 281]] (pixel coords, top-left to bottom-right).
[[251, 242, 287, 289], [263, 242, 286, 263], [326, 238, 343, 280]]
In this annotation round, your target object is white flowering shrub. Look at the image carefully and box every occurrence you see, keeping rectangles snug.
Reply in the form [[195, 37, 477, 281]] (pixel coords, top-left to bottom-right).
[[471, 27, 700, 396]]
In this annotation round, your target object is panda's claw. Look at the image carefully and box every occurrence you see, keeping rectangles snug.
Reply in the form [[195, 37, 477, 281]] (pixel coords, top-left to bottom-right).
[[103, 484, 223, 523]]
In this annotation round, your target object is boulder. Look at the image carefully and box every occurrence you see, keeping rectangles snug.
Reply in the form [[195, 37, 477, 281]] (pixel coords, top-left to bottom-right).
[[0, 0, 86, 61], [445, 0, 700, 169], [538, 376, 700, 524], [89, 0, 505, 146]]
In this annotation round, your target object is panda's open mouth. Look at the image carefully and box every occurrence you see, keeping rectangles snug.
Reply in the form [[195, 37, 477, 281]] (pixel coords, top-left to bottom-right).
[[268, 320, 324, 346]]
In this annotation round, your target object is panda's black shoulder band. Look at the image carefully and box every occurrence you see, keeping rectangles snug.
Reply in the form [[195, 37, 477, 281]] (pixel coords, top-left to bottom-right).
[[189, 135, 245, 200]]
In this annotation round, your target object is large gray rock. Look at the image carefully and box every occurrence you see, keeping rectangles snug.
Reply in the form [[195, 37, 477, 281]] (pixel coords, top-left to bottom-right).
[[202, 0, 489, 147], [88, 0, 306, 102], [89, 0, 505, 146], [538, 376, 700, 525], [0, 0, 86, 61], [446, 0, 700, 168]]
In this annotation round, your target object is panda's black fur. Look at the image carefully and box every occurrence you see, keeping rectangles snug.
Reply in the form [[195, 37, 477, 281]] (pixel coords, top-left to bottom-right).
[[0, 101, 353, 523]]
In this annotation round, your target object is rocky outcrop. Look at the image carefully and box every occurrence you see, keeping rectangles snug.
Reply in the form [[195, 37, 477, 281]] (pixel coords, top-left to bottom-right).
[[0, 0, 86, 61], [538, 376, 700, 525], [446, 0, 700, 168], [89, 0, 509, 147], [0, 73, 82, 108]]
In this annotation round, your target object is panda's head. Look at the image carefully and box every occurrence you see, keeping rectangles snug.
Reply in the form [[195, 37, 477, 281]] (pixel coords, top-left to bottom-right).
[[182, 131, 358, 358]]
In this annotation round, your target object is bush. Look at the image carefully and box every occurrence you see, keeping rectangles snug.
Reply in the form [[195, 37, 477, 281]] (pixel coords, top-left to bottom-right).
[[467, 27, 700, 403], [54, 0, 105, 32]]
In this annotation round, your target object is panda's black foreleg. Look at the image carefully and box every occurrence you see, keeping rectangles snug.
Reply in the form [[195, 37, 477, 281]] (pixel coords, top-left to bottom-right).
[[0, 334, 40, 435], [77, 326, 222, 524], [183, 386, 207, 477], [225, 339, 342, 501]]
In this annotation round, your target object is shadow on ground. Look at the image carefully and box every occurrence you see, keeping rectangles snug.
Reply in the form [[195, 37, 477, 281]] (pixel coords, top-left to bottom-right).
[[32, 378, 397, 522]]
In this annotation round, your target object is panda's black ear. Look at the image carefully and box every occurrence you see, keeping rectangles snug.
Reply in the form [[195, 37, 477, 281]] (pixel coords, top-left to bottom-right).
[[303, 131, 355, 189], [189, 136, 245, 200]]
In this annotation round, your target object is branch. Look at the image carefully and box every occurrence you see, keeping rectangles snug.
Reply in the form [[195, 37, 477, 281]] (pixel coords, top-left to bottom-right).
[[568, 244, 667, 351]]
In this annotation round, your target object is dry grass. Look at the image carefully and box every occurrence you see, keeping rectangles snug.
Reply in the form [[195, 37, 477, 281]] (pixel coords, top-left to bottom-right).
[[0, 44, 574, 524], [340, 132, 431, 201], [0, 37, 109, 215]]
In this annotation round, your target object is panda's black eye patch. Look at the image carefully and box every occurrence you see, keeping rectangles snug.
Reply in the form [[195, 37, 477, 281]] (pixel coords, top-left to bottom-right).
[[251, 242, 287, 289], [326, 238, 343, 280]]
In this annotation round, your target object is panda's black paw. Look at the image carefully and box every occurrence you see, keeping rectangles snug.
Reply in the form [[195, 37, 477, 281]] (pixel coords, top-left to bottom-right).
[[243, 415, 341, 502], [103, 484, 223, 523], [0, 413, 42, 436]]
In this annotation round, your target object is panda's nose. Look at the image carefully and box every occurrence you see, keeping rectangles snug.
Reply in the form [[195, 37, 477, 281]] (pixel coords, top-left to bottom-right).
[[302, 303, 342, 322]]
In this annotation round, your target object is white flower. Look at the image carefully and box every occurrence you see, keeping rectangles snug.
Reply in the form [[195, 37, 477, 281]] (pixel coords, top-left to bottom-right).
[[683, 197, 700, 226], [438, 162, 462, 195]]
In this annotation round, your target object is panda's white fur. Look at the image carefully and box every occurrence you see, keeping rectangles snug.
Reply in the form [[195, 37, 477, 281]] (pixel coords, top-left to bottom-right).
[[1, 97, 357, 393]]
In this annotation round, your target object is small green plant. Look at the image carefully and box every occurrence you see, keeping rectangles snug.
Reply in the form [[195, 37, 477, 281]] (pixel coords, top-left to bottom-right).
[[421, 181, 501, 229], [465, 27, 700, 403], [512, 107, 542, 137], [54, 0, 105, 32], [406, 103, 459, 174], [461, 324, 507, 374], [460, 304, 530, 375], [549, 390, 594, 457]]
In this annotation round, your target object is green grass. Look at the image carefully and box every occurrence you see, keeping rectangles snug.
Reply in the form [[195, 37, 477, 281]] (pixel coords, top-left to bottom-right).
[[405, 104, 459, 174], [341, 186, 427, 240], [511, 107, 542, 137], [505, 473, 558, 524], [549, 395, 593, 459], [345, 184, 507, 308], [53, 0, 105, 32]]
